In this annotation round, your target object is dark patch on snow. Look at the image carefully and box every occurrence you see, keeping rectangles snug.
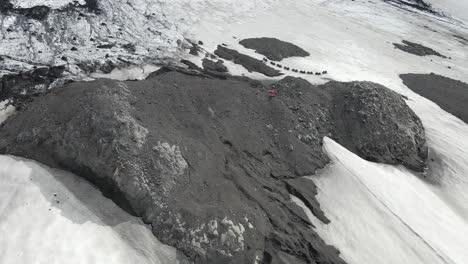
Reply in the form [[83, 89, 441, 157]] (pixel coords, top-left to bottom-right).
[[121, 43, 136, 53], [239, 37, 310, 61], [202, 59, 228, 73], [384, 0, 436, 14], [0, 0, 100, 21], [452, 34, 468, 45], [97, 43, 115, 49], [180, 59, 203, 71], [0, 0, 50, 21], [401, 73, 468, 124], [393, 40, 446, 58], [214, 45, 282, 77], [82, 0, 99, 13]]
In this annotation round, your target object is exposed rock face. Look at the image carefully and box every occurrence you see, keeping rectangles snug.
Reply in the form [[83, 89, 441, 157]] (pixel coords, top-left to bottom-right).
[[0, 0, 99, 21], [0, 66, 65, 103], [393, 40, 446, 58], [202, 59, 228, 73], [326, 81, 428, 171], [214, 45, 282, 77], [239, 37, 310, 61], [0, 69, 426, 263], [401, 73, 468, 124]]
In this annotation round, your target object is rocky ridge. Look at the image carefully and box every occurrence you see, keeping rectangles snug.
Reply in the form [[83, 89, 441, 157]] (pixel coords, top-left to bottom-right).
[[0, 67, 427, 263]]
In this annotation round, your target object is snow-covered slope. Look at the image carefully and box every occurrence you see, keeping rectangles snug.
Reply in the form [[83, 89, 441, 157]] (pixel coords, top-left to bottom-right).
[[295, 138, 468, 264], [1, 0, 468, 263], [425, 0, 468, 24], [0, 155, 186, 264]]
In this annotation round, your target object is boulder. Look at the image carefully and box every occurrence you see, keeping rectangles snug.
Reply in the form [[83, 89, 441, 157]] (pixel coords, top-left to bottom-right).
[[325, 81, 428, 171]]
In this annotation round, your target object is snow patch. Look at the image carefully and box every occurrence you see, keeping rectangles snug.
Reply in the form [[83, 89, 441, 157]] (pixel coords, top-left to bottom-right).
[[10, 0, 85, 9], [90, 65, 160, 81], [296, 138, 468, 264], [0, 101, 15, 125], [0, 155, 182, 264]]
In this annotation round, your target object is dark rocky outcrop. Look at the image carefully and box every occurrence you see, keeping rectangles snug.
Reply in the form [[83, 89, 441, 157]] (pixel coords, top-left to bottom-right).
[[239, 38, 310, 61], [202, 59, 228, 73], [401, 73, 468, 124], [0, 0, 99, 20], [393, 40, 446, 58], [0, 69, 426, 263], [181, 59, 203, 71], [326, 81, 428, 171], [214, 45, 282, 77], [0, 0, 50, 20], [0, 66, 66, 104]]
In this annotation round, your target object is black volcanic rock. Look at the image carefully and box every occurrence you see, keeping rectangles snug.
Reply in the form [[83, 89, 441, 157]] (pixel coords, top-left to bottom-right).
[[401, 73, 468, 124], [326, 81, 428, 171], [0, 0, 99, 20], [202, 59, 228, 73], [0, 66, 65, 103], [214, 45, 282, 77], [239, 37, 310, 61], [0, 70, 426, 263], [393, 40, 446, 58]]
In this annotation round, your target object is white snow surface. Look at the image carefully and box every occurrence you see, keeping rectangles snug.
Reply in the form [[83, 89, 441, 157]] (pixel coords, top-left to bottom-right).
[[1, 0, 468, 263], [0, 155, 184, 264], [295, 138, 468, 264], [0, 101, 15, 124], [90, 64, 160, 81], [425, 0, 468, 24], [10, 0, 85, 9]]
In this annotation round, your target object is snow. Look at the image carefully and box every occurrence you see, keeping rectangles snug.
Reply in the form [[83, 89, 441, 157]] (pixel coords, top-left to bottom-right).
[[0, 101, 15, 125], [0, 155, 185, 264], [90, 65, 160, 81], [1, 0, 468, 263], [295, 137, 468, 264], [10, 0, 85, 9], [425, 0, 468, 24]]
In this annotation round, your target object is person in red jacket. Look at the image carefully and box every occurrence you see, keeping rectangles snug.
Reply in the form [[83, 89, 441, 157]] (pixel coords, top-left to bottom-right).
[[268, 87, 278, 98]]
